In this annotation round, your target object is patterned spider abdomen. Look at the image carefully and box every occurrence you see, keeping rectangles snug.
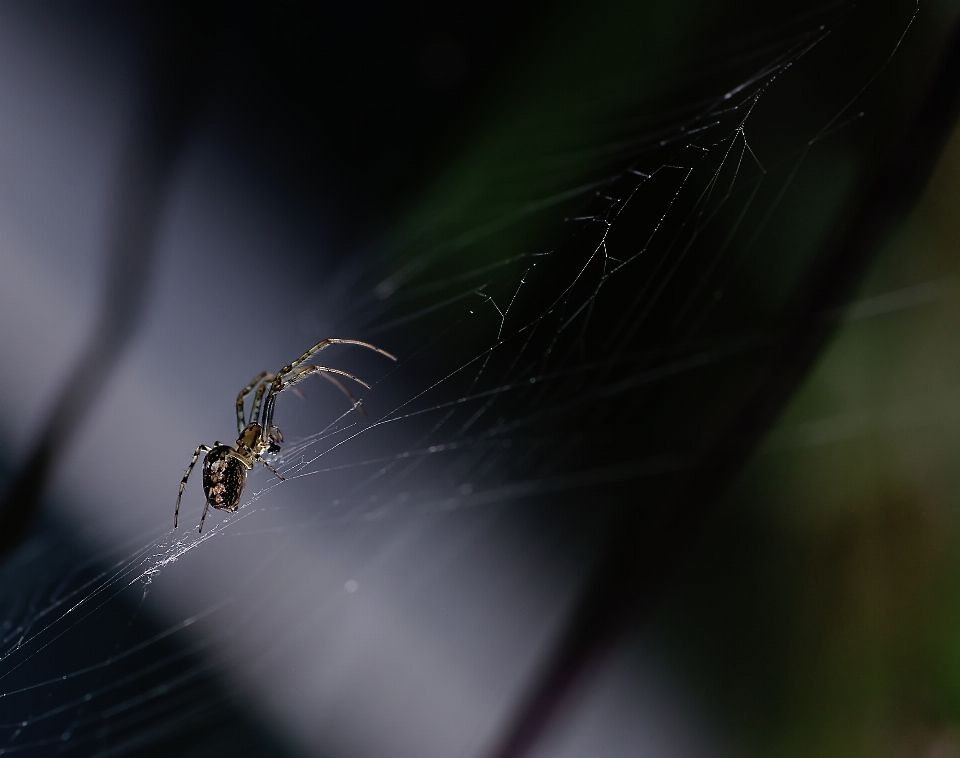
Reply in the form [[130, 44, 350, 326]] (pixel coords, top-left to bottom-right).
[[202, 446, 247, 512]]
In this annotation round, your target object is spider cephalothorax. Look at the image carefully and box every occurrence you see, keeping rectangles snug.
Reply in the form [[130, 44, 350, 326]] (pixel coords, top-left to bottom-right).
[[175, 338, 395, 532]]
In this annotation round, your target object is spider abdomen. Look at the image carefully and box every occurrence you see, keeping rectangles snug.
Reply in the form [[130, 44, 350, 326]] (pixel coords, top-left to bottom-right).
[[202, 447, 247, 512]]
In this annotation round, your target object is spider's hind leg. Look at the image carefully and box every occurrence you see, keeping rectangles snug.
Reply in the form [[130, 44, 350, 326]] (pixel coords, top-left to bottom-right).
[[175, 444, 212, 528], [198, 500, 211, 533]]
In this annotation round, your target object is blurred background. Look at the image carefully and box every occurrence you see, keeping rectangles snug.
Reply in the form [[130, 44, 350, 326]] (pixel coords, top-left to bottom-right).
[[0, 1, 958, 756]]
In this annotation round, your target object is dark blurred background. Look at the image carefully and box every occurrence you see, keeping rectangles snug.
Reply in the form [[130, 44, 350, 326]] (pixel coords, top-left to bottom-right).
[[0, 1, 958, 756]]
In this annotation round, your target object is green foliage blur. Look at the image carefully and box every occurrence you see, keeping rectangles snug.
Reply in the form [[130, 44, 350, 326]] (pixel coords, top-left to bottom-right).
[[656, 79, 960, 758]]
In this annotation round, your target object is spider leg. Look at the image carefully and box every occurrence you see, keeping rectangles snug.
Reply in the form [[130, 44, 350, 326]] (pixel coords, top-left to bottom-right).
[[249, 375, 276, 427], [198, 499, 211, 533], [283, 338, 396, 377], [284, 365, 369, 414], [236, 371, 272, 434], [281, 365, 371, 391], [277, 366, 370, 416], [255, 455, 285, 481], [261, 339, 394, 433], [286, 366, 370, 406], [261, 366, 372, 433], [263, 392, 280, 444], [318, 371, 367, 415], [175, 444, 212, 528]]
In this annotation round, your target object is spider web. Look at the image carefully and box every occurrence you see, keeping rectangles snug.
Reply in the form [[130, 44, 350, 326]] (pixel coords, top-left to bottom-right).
[[0, 2, 936, 756]]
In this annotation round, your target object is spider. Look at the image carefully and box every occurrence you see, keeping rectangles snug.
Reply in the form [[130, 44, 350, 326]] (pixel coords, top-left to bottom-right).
[[175, 338, 395, 532]]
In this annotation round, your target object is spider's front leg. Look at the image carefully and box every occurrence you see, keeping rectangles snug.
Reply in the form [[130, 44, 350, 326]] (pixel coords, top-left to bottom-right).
[[255, 455, 285, 481], [175, 444, 212, 528], [260, 366, 371, 433], [284, 366, 370, 414], [317, 371, 367, 415], [279, 365, 371, 392], [236, 371, 273, 435], [286, 338, 376, 373], [270, 338, 395, 395], [249, 377, 275, 429]]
